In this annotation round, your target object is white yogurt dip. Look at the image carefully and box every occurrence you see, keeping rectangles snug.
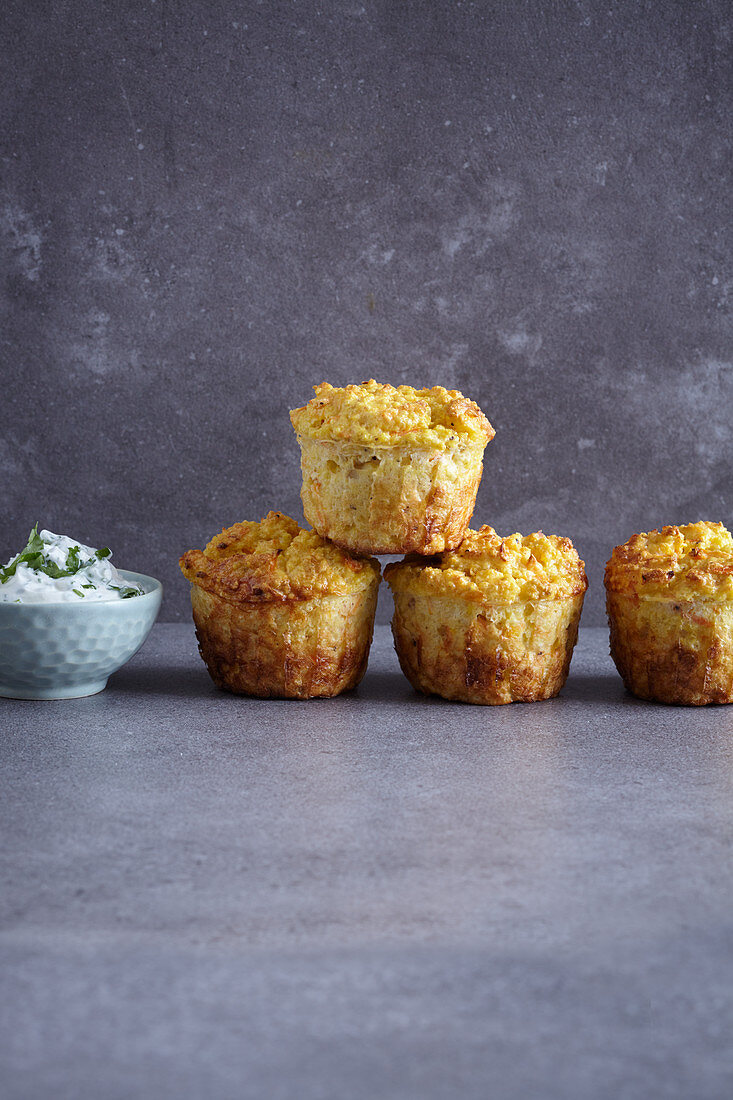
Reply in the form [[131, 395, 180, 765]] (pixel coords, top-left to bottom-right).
[[0, 527, 145, 603]]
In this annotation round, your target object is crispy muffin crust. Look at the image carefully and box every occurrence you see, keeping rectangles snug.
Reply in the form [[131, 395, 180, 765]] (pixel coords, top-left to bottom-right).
[[296, 435, 487, 555], [385, 526, 588, 604], [290, 380, 494, 448], [390, 593, 585, 706], [190, 584, 378, 699], [180, 511, 380, 603], [180, 512, 380, 699], [605, 522, 733, 705], [386, 528, 587, 705], [605, 521, 733, 599], [606, 592, 733, 706]]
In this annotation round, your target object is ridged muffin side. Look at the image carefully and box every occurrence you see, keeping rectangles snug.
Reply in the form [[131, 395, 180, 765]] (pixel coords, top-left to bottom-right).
[[180, 512, 380, 698], [605, 521, 733, 705], [188, 585, 378, 698], [295, 436, 487, 555], [386, 527, 587, 705], [290, 381, 494, 555]]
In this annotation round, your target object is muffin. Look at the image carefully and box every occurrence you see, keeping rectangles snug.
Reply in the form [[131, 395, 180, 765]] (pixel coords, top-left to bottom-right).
[[179, 512, 380, 698], [385, 526, 587, 705], [290, 380, 495, 555], [605, 521, 733, 705]]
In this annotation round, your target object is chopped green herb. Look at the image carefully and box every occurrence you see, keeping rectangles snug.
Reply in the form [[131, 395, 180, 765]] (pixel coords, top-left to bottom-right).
[[65, 545, 83, 573], [36, 559, 70, 580], [73, 589, 85, 598], [25, 524, 44, 555], [96, 547, 111, 559], [0, 523, 44, 583], [109, 585, 142, 599], [81, 584, 95, 589]]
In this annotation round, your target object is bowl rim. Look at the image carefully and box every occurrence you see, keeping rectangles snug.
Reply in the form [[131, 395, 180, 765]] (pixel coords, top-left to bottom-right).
[[0, 568, 163, 608]]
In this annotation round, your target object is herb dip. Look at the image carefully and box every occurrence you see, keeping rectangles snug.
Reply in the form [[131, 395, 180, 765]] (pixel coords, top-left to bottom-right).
[[0, 526, 145, 603]]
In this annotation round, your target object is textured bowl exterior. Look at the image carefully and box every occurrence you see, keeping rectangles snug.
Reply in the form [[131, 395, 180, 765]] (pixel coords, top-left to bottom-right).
[[296, 436, 486, 555], [606, 591, 733, 705], [0, 571, 162, 699], [391, 591, 585, 705], [190, 580, 379, 698]]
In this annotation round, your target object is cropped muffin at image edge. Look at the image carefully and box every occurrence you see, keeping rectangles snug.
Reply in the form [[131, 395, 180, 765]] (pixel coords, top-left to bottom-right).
[[290, 380, 495, 556], [605, 521, 733, 705], [386, 526, 588, 705], [179, 512, 381, 699]]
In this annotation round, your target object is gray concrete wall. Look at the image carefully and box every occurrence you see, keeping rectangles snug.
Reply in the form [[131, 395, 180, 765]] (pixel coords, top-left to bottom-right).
[[2, 0, 731, 624]]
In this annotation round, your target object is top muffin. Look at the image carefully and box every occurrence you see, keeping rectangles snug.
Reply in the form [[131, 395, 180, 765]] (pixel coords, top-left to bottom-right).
[[386, 526, 588, 604], [290, 380, 494, 448], [180, 511, 380, 603], [290, 381, 495, 555], [605, 521, 733, 600]]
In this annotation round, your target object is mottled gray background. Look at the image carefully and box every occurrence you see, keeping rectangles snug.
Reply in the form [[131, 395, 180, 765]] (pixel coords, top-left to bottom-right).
[[1, 0, 731, 625]]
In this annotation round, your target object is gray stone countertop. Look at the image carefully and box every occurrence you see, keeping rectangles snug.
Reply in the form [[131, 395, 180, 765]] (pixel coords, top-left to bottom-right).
[[2, 625, 732, 1100]]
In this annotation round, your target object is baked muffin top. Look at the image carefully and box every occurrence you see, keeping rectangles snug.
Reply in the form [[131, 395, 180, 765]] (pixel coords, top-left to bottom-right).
[[604, 521, 733, 599], [385, 526, 587, 603], [180, 512, 380, 602], [290, 380, 494, 448]]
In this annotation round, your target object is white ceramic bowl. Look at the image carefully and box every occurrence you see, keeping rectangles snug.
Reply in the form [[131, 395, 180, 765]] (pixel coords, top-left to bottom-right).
[[0, 571, 162, 699]]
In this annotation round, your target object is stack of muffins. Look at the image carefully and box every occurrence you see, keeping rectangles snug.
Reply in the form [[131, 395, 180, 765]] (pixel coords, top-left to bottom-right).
[[181, 381, 733, 706], [180, 380, 588, 703]]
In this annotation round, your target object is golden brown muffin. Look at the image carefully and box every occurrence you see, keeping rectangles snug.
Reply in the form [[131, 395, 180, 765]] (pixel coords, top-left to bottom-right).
[[605, 521, 733, 705], [180, 512, 380, 698], [385, 526, 587, 705], [290, 381, 495, 555]]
